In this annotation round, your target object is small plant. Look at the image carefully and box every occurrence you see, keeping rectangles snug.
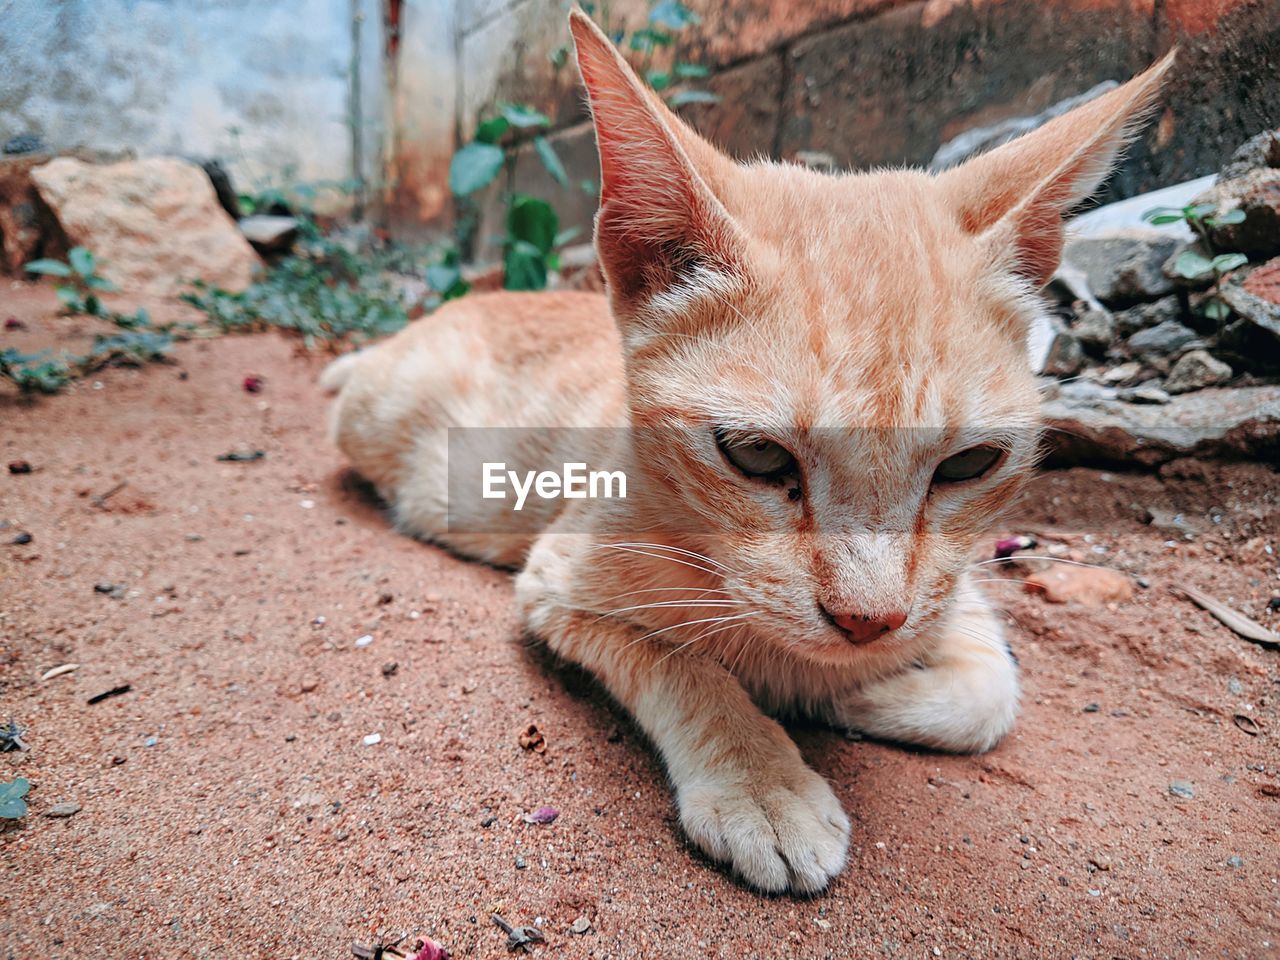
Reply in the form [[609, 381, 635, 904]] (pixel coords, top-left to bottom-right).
[[6, 251, 181, 395], [24, 246, 118, 316], [447, 101, 578, 290], [0, 777, 30, 819], [181, 256, 408, 349], [1144, 203, 1248, 322], [0, 350, 75, 394]]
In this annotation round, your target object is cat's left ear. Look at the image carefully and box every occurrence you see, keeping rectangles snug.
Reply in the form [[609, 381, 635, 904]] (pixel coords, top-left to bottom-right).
[[939, 51, 1176, 287]]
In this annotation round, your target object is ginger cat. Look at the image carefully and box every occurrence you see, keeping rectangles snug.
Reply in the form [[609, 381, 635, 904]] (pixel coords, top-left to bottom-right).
[[325, 12, 1173, 893]]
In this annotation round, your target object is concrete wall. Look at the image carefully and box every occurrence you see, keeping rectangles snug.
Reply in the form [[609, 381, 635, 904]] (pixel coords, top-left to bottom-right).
[[0, 0, 385, 203]]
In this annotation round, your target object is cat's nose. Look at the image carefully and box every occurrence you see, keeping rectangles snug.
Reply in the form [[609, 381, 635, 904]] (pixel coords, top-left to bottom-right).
[[824, 607, 908, 643]]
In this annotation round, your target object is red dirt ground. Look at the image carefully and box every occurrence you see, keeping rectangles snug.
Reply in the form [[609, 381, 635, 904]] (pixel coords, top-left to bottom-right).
[[2, 284, 1278, 958]]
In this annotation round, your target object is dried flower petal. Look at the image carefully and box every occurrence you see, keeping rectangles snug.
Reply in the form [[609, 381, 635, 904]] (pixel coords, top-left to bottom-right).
[[994, 535, 1036, 560], [522, 805, 559, 825], [410, 936, 450, 960]]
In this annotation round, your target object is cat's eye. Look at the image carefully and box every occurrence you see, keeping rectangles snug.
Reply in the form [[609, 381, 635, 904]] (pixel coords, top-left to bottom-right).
[[716, 430, 797, 479], [932, 445, 1004, 485]]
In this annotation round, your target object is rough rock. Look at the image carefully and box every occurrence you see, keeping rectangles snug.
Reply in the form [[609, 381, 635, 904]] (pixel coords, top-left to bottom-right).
[[1165, 350, 1233, 394], [1220, 258, 1280, 341], [1040, 382, 1280, 466], [1071, 309, 1116, 353], [1125, 320, 1198, 358], [1041, 328, 1085, 377], [1025, 565, 1134, 606], [1112, 297, 1183, 337], [1218, 128, 1280, 181], [3, 134, 48, 156], [1062, 230, 1179, 305], [199, 158, 241, 220], [238, 215, 299, 254], [1195, 169, 1280, 259], [30, 157, 258, 296], [929, 81, 1117, 171], [0, 155, 57, 275], [1116, 384, 1171, 405]]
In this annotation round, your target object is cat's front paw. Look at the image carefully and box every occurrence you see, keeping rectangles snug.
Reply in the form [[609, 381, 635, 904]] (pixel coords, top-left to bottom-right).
[[677, 764, 850, 894]]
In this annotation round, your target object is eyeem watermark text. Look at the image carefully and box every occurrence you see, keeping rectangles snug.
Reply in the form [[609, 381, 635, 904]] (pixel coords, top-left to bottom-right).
[[482, 462, 627, 511]]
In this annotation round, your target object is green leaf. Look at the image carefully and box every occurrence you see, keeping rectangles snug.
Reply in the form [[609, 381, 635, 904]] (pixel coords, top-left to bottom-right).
[[1201, 298, 1231, 321], [649, 0, 700, 29], [0, 777, 30, 819], [426, 264, 462, 293], [1207, 207, 1246, 226], [504, 247, 548, 291], [500, 103, 551, 129], [666, 89, 721, 108], [646, 70, 672, 91], [1171, 249, 1214, 281], [475, 115, 511, 144], [68, 246, 95, 278], [674, 62, 710, 79], [507, 195, 559, 255], [24, 258, 72, 277], [85, 274, 119, 292], [1144, 213, 1186, 226], [533, 136, 569, 187], [1185, 202, 1218, 220], [449, 142, 506, 196], [1210, 253, 1248, 273], [55, 286, 84, 310]]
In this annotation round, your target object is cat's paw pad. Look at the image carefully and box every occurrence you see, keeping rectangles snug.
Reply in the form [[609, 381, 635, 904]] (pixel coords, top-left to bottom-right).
[[678, 767, 850, 894]]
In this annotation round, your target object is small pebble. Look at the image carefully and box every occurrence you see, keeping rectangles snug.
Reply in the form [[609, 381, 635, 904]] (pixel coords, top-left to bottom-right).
[[362, 733, 382, 746], [1269, 597, 1280, 612], [1226, 855, 1243, 868], [10, 532, 32, 545], [143, 736, 158, 747], [569, 916, 592, 935], [1087, 889, 1101, 897], [515, 855, 528, 869], [1168, 780, 1195, 799], [93, 582, 117, 594], [381, 661, 398, 677], [813, 918, 832, 930], [354, 634, 373, 647], [8, 460, 33, 475], [44, 802, 81, 818], [1228, 678, 1244, 695], [1083, 702, 1100, 713]]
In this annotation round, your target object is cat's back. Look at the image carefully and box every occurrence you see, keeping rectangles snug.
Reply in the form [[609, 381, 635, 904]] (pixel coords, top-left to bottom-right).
[[326, 290, 627, 502]]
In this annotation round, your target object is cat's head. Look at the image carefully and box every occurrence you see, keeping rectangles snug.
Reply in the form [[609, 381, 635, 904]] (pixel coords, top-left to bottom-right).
[[571, 10, 1171, 659]]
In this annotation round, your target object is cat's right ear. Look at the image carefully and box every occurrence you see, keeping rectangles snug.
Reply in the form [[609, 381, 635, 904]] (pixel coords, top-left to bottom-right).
[[569, 9, 745, 316]]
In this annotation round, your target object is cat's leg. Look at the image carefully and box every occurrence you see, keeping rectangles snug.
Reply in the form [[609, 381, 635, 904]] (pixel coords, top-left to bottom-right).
[[516, 539, 851, 894], [828, 588, 1019, 754]]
